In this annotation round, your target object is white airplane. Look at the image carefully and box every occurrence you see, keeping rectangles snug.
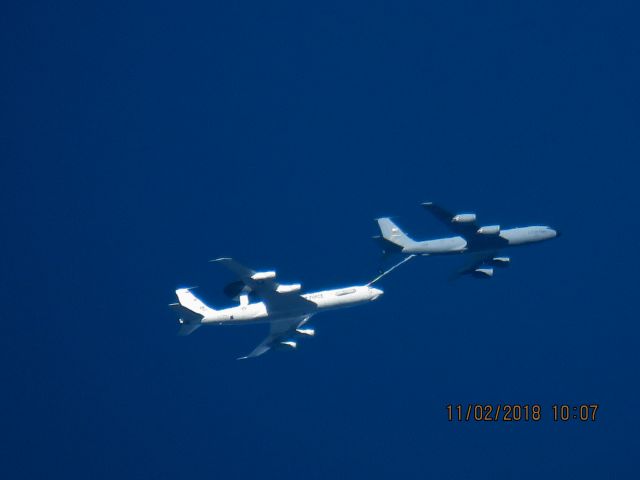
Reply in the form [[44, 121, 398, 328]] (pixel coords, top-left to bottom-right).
[[376, 202, 560, 279], [169, 258, 385, 359]]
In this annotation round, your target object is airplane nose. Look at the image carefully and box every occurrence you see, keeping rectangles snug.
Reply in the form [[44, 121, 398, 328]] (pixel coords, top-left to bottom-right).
[[370, 287, 384, 299], [553, 228, 562, 238]]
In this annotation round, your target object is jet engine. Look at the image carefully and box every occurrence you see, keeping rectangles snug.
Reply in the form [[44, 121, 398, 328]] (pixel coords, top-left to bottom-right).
[[477, 225, 501, 235], [276, 283, 302, 294], [452, 213, 477, 223], [488, 256, 510, 267], [472, 267, 494, 278], [251, 271, 276, 280], [295, 327, 315, 337], [279, 340, 298, 349]]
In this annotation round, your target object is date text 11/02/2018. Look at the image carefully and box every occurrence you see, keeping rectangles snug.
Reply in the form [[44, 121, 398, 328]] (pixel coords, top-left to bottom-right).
[[446, 404, 599, 422]]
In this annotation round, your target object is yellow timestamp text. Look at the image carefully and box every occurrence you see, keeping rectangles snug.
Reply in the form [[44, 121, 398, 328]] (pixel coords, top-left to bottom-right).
[[446, 404, 599, 422]]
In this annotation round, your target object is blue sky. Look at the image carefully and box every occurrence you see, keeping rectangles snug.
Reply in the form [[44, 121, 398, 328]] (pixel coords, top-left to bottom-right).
[[2, 1, 639, 478]]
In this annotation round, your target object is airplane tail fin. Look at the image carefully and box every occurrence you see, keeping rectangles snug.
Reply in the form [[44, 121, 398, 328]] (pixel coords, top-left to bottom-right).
[[169, 288, 217, 336], [376, 218, 417, 251]]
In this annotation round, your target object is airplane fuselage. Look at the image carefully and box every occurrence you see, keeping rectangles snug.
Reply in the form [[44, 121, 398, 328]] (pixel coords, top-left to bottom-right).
[[201, 285, 382, 326], [401, 226, 559, 255]]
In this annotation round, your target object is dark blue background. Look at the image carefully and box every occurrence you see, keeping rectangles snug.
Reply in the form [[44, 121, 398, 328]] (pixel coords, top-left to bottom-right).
[[2, 1, 639, 478]]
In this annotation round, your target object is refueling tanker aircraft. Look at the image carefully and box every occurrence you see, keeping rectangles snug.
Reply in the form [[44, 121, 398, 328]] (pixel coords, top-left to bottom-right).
[[169, 257, 388, 359], [376, 202, 560, 279]]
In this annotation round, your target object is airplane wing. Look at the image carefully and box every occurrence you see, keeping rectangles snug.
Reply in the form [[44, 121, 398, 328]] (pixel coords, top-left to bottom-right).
[[422, 202, 510, 251], [421, 202, 480, 238], [239, 315, 312, 359], [213, 257, 263, 284], [450, 252, 496, 279], [212, 258, 316, 312], [450, 251, 511, 279]]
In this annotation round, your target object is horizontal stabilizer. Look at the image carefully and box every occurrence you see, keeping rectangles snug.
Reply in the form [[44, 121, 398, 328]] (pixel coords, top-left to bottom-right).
[[177, 322, 202, 336], [169, 299, 206, 336], [169, 302, 204, 323]]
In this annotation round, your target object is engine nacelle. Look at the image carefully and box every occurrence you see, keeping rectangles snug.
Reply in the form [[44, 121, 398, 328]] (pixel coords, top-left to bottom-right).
[[452, 213, 477, 223], [472, 267, 494, 278], [251, 271, 276, 281], [489, 256, 510, 268], [280, 340, 297, 349], [295, 327, 315, 337], [477, 225, 501, 235], [276, 283, 302, 294]]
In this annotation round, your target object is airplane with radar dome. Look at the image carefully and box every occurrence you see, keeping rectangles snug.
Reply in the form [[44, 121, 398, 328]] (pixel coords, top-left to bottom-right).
[[375, 202, 560, 279], [169, 257, 399, 359]]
